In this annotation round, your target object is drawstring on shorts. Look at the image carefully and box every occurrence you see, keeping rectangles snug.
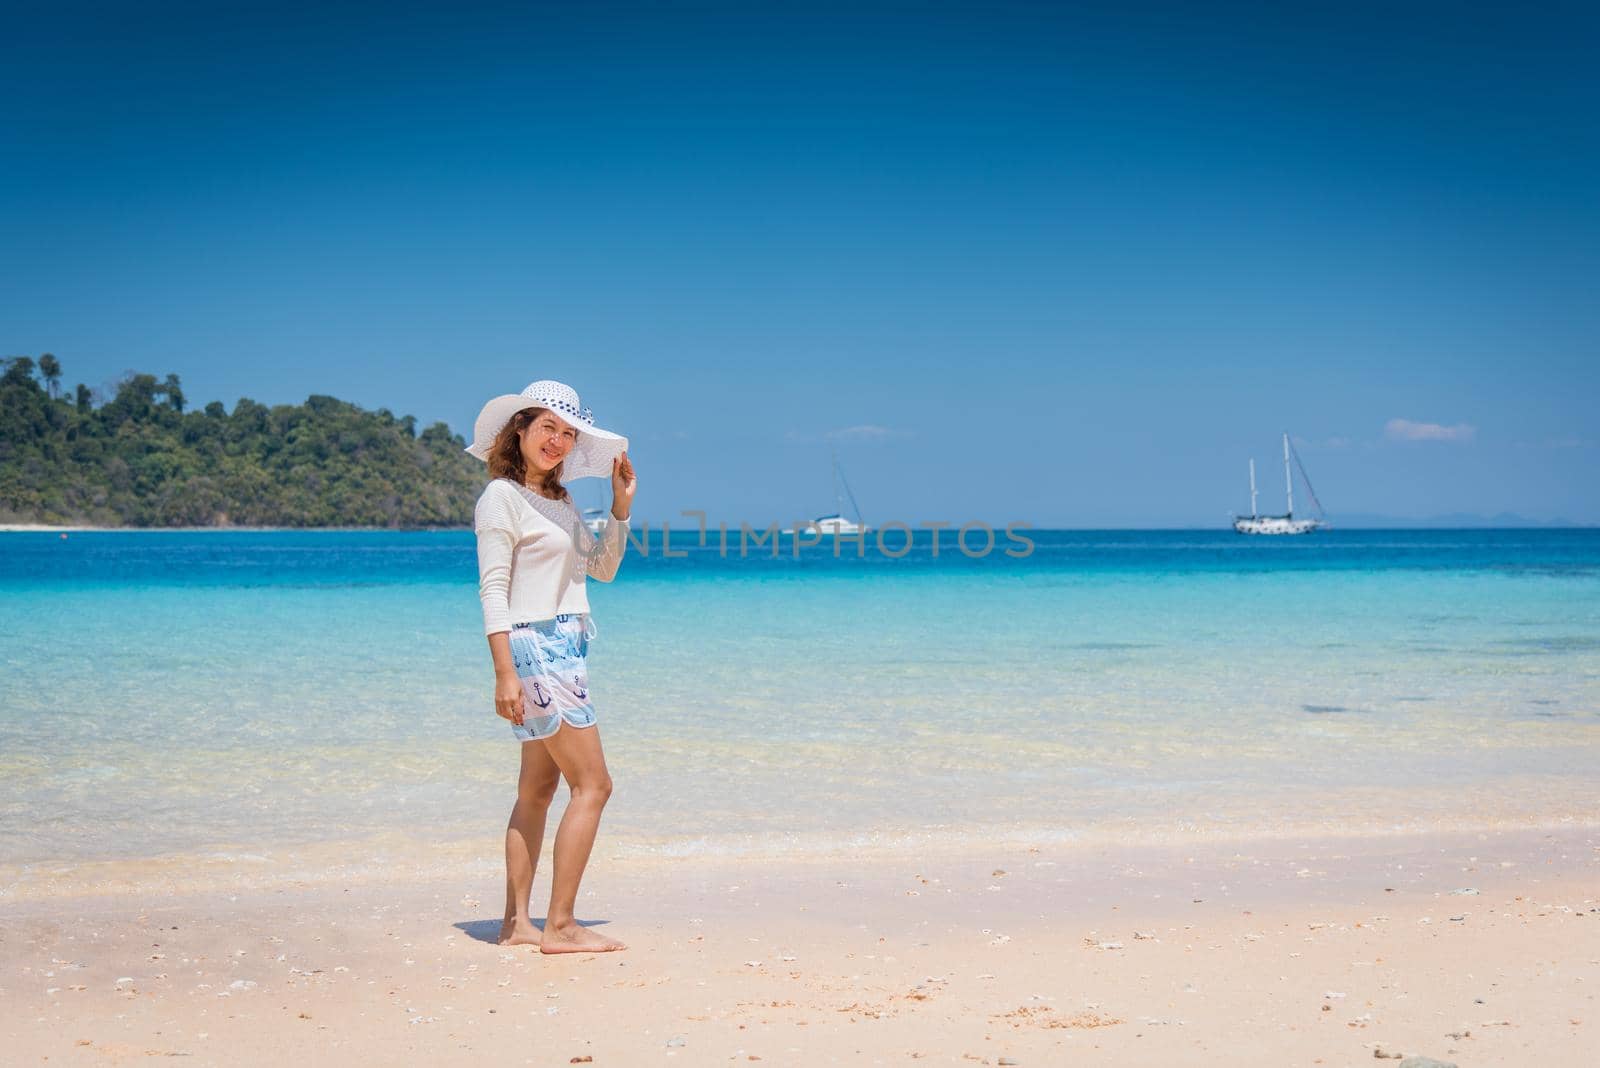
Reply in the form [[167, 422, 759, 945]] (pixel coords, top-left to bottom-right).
[[511, 614, 596, 668]]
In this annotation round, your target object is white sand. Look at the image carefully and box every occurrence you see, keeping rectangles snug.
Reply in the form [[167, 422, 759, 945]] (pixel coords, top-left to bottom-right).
[[4, 826, 1596, 1065]]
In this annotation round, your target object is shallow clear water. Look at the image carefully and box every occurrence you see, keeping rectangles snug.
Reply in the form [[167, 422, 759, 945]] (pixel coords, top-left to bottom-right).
[[1, 528, 1596, 875]]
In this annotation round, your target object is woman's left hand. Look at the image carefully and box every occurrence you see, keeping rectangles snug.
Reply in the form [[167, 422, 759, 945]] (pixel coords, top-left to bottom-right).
[[610, 451, 636, 520]]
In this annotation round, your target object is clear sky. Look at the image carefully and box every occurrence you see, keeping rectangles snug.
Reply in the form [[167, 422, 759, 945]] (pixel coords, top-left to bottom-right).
[[4, 1, 1596, 526]]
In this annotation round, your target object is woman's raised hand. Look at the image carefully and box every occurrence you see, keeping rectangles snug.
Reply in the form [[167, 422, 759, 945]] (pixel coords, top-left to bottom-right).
[[495, 671, 525, 726], [610, 451, 636, 520]]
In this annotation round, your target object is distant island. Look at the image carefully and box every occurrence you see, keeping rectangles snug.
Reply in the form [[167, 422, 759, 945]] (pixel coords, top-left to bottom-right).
[[1, 355, 481, 527]]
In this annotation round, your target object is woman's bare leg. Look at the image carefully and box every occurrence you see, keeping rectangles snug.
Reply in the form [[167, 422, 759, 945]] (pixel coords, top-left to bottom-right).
[[537, 724, 624, 953], [499, 740, 561, 945]]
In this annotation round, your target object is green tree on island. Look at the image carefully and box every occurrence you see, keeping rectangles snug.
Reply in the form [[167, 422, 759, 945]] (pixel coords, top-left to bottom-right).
[[0, 355, 484, 527], [38, 353, 61, 400]]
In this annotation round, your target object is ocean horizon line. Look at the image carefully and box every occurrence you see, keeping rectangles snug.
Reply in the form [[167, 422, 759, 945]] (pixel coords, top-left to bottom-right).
[[4, 522, 1596, 534]]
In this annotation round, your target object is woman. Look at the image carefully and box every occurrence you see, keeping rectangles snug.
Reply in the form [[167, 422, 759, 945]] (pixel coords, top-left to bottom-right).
[[466, 379, 636, 954]]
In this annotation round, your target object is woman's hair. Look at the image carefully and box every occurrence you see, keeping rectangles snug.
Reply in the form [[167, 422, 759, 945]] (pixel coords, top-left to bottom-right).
[[487, 408, 570, 501]]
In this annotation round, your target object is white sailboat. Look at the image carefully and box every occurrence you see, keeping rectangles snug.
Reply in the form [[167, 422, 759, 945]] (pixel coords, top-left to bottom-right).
[[786, 450, 868, 536], [1233, 433, 1326, 535]]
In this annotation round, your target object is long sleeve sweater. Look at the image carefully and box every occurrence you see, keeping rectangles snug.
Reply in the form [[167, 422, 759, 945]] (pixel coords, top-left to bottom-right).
[[474, 478, 629, 635]]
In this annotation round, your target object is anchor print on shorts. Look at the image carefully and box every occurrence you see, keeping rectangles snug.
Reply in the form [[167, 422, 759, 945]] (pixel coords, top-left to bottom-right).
[[527, 678, 553, 709], [507, 615, 598, 741]]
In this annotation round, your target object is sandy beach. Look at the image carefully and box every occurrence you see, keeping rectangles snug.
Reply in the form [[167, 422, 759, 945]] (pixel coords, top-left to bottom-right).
[[5, 825, 1595, 1066]]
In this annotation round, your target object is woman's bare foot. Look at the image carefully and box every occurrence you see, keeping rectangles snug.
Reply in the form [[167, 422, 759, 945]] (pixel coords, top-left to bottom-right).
[[540, 921, 626, 954], [498, 917, 542, 946]]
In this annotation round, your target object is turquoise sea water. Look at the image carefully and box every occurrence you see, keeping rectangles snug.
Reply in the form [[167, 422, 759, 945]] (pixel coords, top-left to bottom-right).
[[1, 528, 1597, 883]]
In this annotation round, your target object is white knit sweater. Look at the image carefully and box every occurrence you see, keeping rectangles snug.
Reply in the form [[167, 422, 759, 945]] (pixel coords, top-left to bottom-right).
[[474, 478, 629, 635]]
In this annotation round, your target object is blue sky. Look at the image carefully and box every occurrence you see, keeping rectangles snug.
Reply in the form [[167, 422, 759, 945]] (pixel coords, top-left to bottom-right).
[[3, 1, 1596, 525]]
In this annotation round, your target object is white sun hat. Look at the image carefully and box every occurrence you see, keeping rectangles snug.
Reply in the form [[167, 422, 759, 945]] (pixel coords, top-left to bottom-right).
[[464, 380, 628, 480]]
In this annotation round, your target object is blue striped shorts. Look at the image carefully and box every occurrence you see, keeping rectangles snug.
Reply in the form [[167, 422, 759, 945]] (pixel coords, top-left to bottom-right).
[[507, 614, 598, 742]]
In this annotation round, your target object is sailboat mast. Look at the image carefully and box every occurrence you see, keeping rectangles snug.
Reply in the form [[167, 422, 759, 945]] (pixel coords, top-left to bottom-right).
[[1282, 432, 1294, 518], [834, 450, 865, 526], [1248, 459, 1258, 518], [830, 447, 845, 516], [1288, 438, 1326, 519]]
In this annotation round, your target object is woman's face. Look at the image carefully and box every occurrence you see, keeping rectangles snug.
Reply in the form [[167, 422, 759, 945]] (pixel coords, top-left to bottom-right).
[[520, 409, 579, 474]]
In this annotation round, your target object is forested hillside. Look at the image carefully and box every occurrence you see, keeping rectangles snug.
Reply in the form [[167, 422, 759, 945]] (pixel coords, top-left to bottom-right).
[[0, 355, 481, 527]]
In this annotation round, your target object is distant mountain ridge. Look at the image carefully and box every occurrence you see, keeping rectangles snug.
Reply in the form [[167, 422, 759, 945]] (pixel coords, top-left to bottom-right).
[[1, 355, 483, 527], [1322, 512, 1591, 529]]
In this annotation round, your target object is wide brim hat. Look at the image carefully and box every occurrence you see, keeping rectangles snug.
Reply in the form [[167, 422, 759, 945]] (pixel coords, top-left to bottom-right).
[[464, 380, 627, 480]]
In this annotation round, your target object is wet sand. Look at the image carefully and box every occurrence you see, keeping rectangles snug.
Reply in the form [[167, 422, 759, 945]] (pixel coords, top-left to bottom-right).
[[4, 825, 1596, 1066]]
